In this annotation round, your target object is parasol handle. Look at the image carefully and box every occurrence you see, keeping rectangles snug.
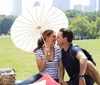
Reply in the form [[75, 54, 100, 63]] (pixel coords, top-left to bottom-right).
[[41, 35, 46, 44], [41, 35, 50, 56]]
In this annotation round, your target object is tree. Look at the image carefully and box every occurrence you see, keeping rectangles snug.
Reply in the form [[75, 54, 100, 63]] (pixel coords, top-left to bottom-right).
[[96, 17, 100, 38], [1, 15, 16, 35], [0, 15, 5, 35], [69, 16, 90, 39], [89, 22, 97, 39], [97, 11, 100, 17], [85, 11, 97, 23], [64, 9, 84, 19]]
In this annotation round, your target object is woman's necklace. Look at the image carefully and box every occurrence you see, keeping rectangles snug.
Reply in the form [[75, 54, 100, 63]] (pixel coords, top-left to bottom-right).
[[47, 47, 54, 62]]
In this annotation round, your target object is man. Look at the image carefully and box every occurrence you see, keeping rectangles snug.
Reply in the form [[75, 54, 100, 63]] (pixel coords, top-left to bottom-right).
[[57, 28, 100, 85]]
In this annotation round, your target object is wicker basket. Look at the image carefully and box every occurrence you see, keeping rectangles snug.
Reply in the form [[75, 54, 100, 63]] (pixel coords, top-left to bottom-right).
[[0, 68, 15, 85]]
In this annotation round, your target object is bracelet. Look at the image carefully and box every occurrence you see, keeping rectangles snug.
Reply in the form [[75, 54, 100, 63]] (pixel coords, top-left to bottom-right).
[[78, 74, 84, 78]]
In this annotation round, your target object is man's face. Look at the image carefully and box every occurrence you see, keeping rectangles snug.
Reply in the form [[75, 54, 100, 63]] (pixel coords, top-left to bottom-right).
[[57, 31, 64, 46]]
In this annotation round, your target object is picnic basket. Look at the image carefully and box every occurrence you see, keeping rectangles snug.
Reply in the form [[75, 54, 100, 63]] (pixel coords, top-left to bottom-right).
[[0, 68, 15, 85]]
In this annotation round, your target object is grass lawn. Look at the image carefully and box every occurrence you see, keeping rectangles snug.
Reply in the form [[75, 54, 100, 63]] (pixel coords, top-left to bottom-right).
[[0, 36, 100, 85]]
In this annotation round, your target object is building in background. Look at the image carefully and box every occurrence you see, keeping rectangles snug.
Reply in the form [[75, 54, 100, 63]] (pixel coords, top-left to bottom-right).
[[83, 0, 97, 12], [74, 4, 82, 11], [52, 0, 70, 11], [11, 0, 99, 16], [11, 0, 22, 16], [89, 0, 96, 11], [98, 0, 100, 10], [33, 1, 40, 7], [83, 5, 91, 12]]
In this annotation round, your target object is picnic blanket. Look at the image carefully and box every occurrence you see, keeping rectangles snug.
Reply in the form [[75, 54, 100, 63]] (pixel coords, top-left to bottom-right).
[[29, 73, 60, 85]]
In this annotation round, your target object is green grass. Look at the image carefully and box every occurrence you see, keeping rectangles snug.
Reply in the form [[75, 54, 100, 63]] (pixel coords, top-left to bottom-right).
[[0, 36, 38, 80], [0, 36, 100, 85]]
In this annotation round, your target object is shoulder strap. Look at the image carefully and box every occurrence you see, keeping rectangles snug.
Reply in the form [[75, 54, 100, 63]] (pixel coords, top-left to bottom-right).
[[82, 48, 96, 66], [69, 44, 77, 60], [70, 45, 96, 66]]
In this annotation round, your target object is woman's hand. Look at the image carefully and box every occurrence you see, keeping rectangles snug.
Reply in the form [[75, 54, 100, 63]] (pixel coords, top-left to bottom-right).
[[43, 44, 50, 56]]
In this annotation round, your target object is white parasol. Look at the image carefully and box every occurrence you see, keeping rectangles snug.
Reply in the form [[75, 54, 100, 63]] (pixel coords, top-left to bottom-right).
[[11, 5, 68, 52]]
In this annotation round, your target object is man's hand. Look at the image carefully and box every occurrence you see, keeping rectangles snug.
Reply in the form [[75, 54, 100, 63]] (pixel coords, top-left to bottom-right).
[[59, 79, 65, 85], [79, 77, 86, 85]]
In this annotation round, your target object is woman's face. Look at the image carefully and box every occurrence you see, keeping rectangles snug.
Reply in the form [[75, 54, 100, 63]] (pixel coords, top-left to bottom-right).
[[46, 32, 56, 45]]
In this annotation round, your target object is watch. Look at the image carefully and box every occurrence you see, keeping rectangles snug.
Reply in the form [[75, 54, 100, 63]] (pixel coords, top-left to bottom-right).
[[78, 74, 84, 78]]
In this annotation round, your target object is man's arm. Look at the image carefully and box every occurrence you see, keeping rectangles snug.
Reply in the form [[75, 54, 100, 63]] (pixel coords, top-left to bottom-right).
[[76, 51, 88, 85]]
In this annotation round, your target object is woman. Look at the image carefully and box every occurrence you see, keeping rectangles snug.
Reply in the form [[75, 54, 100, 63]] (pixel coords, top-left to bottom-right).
[[16, 29, 64, 85]]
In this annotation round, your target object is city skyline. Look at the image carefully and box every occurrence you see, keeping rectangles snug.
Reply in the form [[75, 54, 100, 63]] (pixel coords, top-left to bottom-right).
[[11, 0, 22, 15], [0, 0, 95, 15]]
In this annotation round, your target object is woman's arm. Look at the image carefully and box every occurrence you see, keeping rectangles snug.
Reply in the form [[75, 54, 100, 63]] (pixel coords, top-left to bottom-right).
[[36, 55, 47, 72], [58, 58, 65, 85], [36, 45, 49, 72]]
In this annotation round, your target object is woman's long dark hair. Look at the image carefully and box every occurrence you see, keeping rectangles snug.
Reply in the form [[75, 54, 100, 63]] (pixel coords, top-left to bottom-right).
[[34, 29, 54, 52]]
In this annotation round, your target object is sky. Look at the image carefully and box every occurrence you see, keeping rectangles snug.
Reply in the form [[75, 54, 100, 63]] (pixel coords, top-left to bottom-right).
[[0, 0, 90, 15]]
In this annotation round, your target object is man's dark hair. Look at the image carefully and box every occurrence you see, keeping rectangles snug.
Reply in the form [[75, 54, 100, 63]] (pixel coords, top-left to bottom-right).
[[59, 28, 73, 43]]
